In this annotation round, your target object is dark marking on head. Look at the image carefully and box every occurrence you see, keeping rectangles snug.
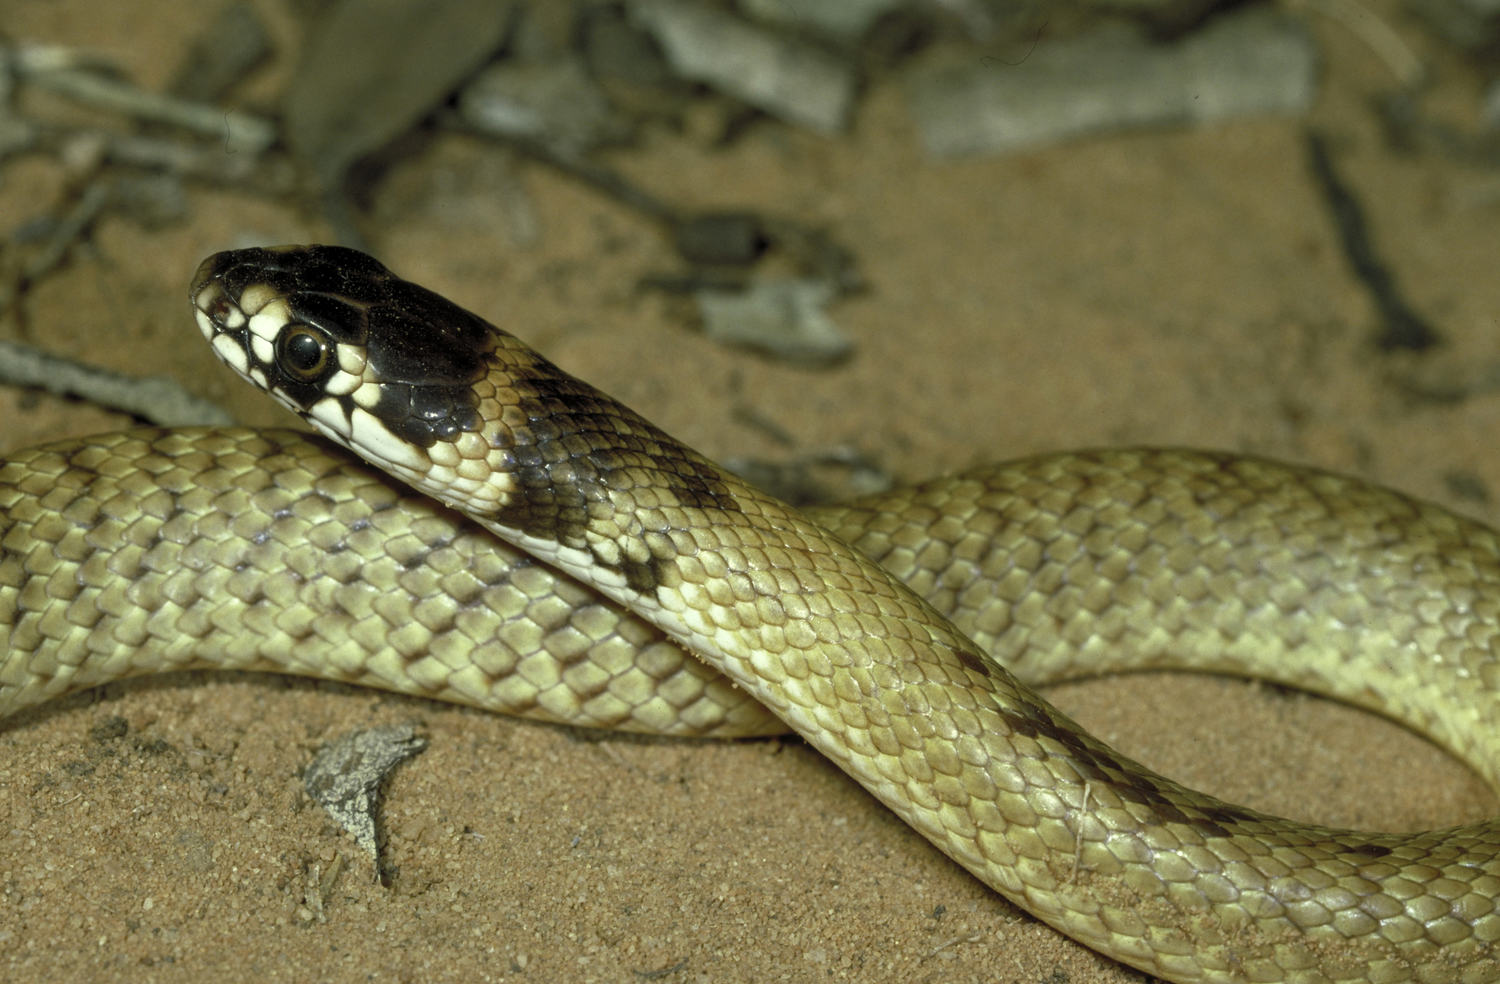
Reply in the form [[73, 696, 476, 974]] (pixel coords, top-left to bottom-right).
[[194, 245, 744, 594], [195, 245, 402, 312], [193, 246, 489, 447]]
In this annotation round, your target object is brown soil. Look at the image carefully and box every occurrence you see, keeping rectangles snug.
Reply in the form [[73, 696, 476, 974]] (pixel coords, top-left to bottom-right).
[[4, 3, 1500, 982]]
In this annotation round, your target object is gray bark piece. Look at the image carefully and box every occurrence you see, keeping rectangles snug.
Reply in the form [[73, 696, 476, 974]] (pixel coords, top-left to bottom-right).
[[906, 7, 1318, 159], [167, 1, 273, 103], [696, 279, 851, 366], [16, 49, 274, 157], [304, 724, 427, 869], [738, 0, 905, 43], [628, 0, 855, 134], [459, 58, 626, 155], [283, 0, 516, 185], [1408, 0, 1500, 50], [1484, 79, 1500, 130]]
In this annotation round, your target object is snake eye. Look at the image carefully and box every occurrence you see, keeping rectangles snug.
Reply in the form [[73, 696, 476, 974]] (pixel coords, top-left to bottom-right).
[[275, 325, 333, 381]]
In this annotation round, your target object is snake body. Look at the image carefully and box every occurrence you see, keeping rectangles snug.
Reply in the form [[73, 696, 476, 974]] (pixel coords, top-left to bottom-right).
[[5, 246, 1500, 982]]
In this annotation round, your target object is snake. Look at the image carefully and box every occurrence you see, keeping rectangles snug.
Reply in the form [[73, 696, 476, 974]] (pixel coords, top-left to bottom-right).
[[3, 246, 1500, 983]]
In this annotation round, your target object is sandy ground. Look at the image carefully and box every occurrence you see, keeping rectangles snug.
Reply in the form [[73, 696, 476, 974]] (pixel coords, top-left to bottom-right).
[[5, 2, 1500, 982]]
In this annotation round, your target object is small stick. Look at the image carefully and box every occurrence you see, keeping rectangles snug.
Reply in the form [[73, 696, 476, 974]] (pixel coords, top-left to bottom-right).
[[12, 43, 276, 154], [0, 339, 234, 427]]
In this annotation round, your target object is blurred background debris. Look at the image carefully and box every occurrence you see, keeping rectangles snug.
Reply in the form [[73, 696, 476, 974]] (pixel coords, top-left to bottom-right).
[[904, 6, 1318, 158], [1, 0, 1497, 448], [8, 2, 1500, 980]]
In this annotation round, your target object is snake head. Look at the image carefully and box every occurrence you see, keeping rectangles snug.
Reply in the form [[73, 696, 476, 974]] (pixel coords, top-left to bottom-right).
[[191, 245, 744, 590], [191, 245, 490, 444], [190, 245, 521, 509]]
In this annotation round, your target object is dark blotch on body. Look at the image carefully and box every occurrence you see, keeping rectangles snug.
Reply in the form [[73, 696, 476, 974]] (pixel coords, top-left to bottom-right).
[[486, 339, 742, 594], [1001, 688, 1262, 832], [955, 648, 991, 677]]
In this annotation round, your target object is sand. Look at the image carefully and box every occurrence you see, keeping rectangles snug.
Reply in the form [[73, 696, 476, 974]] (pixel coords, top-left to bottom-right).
[[4, 2, 1500, 981]]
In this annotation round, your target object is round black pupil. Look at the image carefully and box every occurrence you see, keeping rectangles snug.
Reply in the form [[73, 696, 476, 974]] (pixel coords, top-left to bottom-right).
[[282, 330, 327, 376]]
